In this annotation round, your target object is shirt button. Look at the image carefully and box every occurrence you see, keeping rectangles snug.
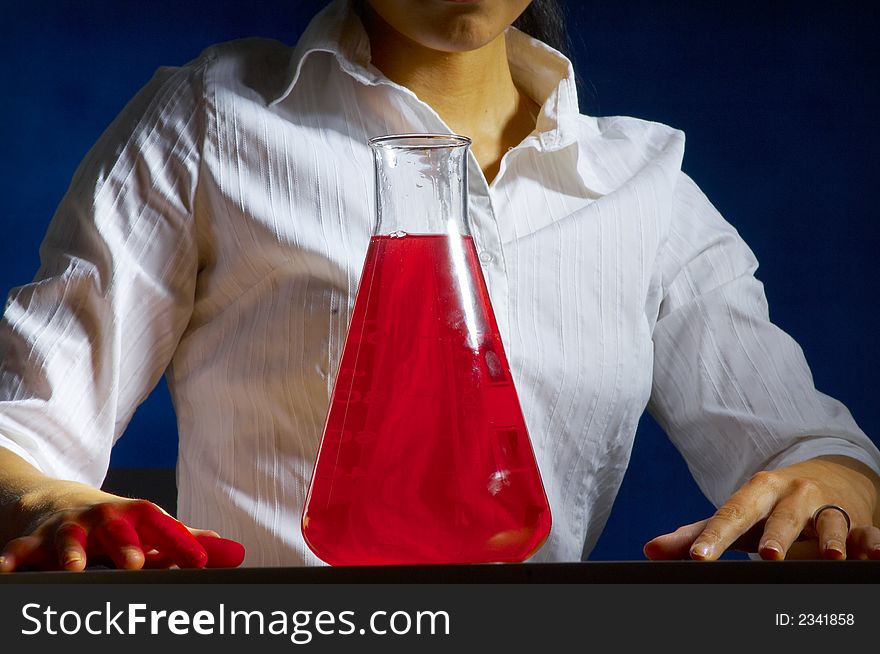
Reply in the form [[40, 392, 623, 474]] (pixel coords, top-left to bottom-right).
[[478, 251, 494, 265]]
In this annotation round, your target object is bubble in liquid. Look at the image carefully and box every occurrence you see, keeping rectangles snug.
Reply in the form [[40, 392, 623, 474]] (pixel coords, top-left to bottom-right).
[[487, 470, 510, 496], [389, 230, 408, 238]]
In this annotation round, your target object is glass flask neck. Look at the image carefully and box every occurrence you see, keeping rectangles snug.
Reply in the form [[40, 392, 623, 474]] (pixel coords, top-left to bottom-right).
[[369, 134, 471, 237]]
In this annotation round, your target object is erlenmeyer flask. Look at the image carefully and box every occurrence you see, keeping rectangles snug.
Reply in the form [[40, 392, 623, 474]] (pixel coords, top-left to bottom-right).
[[302, 134, 551, 565]]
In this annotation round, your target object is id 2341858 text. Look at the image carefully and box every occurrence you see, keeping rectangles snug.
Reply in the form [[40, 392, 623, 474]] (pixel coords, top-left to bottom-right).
[[775, 614, 854, 626]]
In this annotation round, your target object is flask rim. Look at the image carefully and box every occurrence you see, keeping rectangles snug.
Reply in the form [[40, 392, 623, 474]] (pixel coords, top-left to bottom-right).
[[369, 133, 472, 150]]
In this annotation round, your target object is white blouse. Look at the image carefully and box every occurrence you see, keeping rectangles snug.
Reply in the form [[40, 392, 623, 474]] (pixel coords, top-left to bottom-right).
[[1, 0, 877, 565]]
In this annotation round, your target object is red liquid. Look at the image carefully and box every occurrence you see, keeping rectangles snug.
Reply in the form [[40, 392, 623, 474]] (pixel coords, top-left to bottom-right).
[[302, 234, 551, 565]]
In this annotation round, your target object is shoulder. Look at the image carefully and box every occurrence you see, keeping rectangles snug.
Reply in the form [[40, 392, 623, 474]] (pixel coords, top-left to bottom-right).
[[559, 113, 687, 195], [597, 115, 683, 150], [576, 113, 685, 164], [177, 37, 295, 106]]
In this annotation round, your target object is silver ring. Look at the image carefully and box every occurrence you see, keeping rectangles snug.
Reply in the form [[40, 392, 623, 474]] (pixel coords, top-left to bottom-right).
[[811, 504, 851, 534]]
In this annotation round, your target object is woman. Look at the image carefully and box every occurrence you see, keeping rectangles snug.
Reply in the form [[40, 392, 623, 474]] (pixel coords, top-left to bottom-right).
[[0, 0, 878, 570]]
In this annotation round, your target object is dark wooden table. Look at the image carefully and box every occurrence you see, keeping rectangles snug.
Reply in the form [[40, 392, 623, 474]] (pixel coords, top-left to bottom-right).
[[2, 560, 878, 584]]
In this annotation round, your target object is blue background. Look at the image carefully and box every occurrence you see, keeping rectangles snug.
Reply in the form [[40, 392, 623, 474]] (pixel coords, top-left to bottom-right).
[[1, 1, 877, 560]]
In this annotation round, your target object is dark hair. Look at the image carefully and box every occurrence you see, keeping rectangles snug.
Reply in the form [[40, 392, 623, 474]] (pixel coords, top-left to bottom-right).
[[512, 0, 570, 56]]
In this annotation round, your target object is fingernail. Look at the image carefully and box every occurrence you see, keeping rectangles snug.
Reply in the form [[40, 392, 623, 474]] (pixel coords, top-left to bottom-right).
[[63, 554, 83, 568], [121, 547, 144, 566], [690, 543, 712, 559], [825, 539, 845, 557], [760, 539, 783, 558], [192, 548, 209, 568]]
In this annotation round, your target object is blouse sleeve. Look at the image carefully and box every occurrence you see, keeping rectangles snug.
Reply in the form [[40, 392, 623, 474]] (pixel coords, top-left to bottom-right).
[[0, 55, 211, 486], [647, 172, 880, 507]]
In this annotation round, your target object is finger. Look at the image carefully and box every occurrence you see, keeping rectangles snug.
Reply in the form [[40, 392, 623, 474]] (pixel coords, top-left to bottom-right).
[[54, 522, 89, 571], [813, 506, 849, 560], [129, 502, 208, 568], [756, 498, 812, 560], [846, 526, 880, 561], [1, 536, 51, 572], [142, 533, 242, 569], [643, 520, 709, 560], [90, 517, 146, 570], [196, 535, 246, 568], [644, 518, 770, 560], [690, 473, 781, 560]]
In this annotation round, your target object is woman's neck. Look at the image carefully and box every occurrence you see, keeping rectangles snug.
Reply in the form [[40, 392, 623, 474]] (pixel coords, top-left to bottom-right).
[[364, 11, 537, 184]]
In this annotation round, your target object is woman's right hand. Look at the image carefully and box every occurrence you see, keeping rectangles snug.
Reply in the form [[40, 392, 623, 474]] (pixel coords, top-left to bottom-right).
[[0, 485, 245, 572]]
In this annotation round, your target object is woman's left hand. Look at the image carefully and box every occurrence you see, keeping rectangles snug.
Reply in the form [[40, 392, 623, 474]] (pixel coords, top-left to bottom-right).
[[643, 455, 880, 560]]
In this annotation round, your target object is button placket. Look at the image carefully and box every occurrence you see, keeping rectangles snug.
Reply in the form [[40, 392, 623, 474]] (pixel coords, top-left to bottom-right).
[[469, 194, 499, 268], [468, 191, 510, 344]]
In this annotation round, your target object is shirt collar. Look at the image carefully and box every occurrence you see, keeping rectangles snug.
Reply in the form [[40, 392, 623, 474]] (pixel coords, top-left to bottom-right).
[[503, 23, 581, 151], [269, 0, 377, 106], [270, 0, 582, 150]]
